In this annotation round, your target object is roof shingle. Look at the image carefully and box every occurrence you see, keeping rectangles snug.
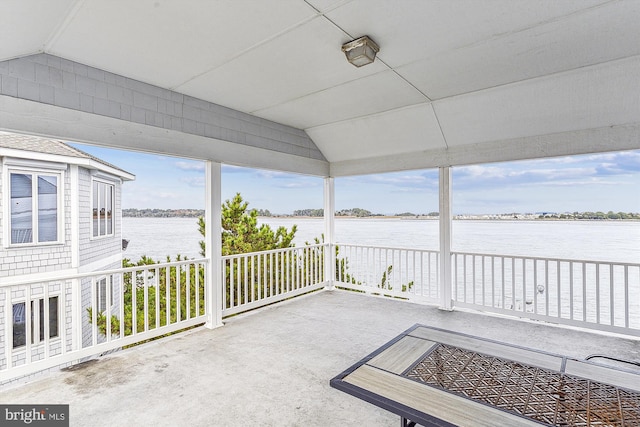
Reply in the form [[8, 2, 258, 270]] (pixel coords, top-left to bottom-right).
[[0, 132, 132, 177]]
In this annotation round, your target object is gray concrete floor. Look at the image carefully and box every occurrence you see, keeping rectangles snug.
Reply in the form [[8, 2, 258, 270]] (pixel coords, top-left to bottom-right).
[[1, 290, 639, 427]]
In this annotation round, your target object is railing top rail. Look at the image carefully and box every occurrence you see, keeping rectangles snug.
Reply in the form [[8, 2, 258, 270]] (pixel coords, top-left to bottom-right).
[[0, 258, 209, 288], [336, 242, 439, 253], [221, 243, 326, 260], [451, 251, 640, 267]]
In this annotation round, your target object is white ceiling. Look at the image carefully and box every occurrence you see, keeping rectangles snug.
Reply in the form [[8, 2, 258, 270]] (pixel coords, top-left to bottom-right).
[[1, 0, 639, 171]]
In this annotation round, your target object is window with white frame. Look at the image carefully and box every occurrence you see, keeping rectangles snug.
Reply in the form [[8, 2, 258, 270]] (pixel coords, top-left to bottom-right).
[[12, 297, 60, 348], [9, 171, 61, 245], [96, 276, 114, 312], [92, 179, 114, 238]]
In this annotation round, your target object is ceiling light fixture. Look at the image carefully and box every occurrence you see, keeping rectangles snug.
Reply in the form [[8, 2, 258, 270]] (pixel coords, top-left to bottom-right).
[[341, 36, 379, 67]]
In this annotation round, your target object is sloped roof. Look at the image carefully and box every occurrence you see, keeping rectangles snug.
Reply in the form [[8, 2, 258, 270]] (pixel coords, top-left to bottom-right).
[[0, 132, 134, 180]]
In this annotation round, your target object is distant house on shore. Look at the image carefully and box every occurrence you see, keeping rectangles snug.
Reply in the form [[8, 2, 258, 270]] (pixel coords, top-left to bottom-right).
[[0, 132, 134, 370]]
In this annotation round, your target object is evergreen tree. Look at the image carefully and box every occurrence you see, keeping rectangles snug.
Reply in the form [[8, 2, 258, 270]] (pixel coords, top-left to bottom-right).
[[198, 193, 297, 257]]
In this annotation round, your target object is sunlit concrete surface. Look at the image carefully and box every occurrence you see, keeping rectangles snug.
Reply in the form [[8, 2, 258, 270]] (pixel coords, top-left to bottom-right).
[[1, 290, 639, 427]]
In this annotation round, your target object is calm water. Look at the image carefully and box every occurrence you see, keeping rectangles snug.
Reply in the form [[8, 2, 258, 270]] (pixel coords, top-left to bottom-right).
[[122, 217, 640, 264]]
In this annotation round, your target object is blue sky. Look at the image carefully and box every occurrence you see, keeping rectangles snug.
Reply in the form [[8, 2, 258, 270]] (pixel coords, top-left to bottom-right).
[[71, 143, 640, 215]]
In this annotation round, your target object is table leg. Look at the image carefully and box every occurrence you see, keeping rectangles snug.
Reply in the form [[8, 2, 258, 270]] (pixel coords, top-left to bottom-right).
[[401, 417, 416, 427]]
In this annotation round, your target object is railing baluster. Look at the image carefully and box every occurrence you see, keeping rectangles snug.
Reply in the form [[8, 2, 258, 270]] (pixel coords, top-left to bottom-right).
[[251, 255, 255, 303], [511, 257, 515, 311], [4, 289, 12, 368], [144, 267, 149, 331], [596, 263, 601, 324], [286, 251, 290, 293], [481, 255, 485, 306], [569, 261, 574, 321], [521, 258, 526, 313], [230, 259, 235, 308], [533, 259, 538, 315], [610, 265, 614, 326], [556, 261, 561, 319], [43, 283, 50, 360], [624, 265, 629, 328], [61, 282, 67, 355], [544, 259, 549, 316], [155, 267, 160, 330], [275, 252, 282, 295], [176, 264, 181, 322], [582, 262, 587, 322], [500, 256, 505, 310], [194, 263, 199, 317], [165, 267, 170, 325], [242, 256, 247, 304]]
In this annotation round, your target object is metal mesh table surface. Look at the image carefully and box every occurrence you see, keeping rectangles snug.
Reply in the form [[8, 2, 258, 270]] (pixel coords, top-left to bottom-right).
[[404, 344, 640, 427]]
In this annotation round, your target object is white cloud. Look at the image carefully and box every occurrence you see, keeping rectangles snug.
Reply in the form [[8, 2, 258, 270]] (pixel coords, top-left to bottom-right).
[[181, 176, 205, 187], [175, 161, 205, 171]]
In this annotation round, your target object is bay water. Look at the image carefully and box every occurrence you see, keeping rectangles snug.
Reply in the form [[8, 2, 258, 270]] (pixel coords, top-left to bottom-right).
[[122, 217, 640, 264]]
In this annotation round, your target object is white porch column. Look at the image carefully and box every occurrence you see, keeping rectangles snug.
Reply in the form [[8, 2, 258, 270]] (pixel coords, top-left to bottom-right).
[[439, 166, 453, 310], [323, 177, 336, 290], [205, 161, 223, 329]]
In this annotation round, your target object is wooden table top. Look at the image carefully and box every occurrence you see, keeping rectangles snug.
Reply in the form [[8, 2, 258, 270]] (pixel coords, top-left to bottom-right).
[[330, 324, 640, 427]]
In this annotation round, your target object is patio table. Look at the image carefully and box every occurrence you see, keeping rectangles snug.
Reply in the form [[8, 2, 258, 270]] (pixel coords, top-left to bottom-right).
[[330, 324, 640, 427]]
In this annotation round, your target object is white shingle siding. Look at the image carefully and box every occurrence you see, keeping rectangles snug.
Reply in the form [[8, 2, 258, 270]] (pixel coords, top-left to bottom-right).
[[0, 53, 324, 161], [0, 153, 126, 380], [78, 168, 123, 266], [80, 262, 122, 348]]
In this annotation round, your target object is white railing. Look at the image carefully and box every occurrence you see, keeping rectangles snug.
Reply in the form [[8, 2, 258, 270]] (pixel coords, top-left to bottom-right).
[[3, 244, 639, 383], [222, 244, 327, 317], [331, 244, 640, 336], [1, 259, 208, 384], [334, 243, 440, 303], [452, 252, 640, 335]]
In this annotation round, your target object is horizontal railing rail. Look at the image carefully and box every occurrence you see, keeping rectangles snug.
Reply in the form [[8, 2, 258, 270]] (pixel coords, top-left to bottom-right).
[[334, 243, 440, 303], [451, 252, 640, 335], [221, 244, 327, 317], [1, 259, 208, 384]]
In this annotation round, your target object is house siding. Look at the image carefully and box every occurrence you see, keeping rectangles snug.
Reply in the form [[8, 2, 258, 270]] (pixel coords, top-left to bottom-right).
[[77, 167, 123, 267], [0, 53, 325, 161], [80, 262, 122, 348], [0, 152, 127, 382]]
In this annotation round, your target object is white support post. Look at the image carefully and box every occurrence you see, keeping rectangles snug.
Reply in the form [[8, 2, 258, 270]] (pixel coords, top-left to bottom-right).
[[323, 177, 336, 290], [205, 161, 223, 329], [439, 166, 453, 310], [72, 278, 82, 351]]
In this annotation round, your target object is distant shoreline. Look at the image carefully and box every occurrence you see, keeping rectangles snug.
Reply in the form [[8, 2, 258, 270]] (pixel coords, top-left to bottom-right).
[[123, 212, 640, 222]]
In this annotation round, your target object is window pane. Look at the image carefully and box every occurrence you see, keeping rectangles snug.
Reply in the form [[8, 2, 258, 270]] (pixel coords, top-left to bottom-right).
[[93, 181, 99, 237], [107, 186, 113, 234], [38, 175, 58, 242], [49, 297, 59, 338], [93, 181, 115, 237], [99, 184, 106, 235], [10, 173, 33, 244], [38, 299, 45, 341], [12, 303, 26, 348]]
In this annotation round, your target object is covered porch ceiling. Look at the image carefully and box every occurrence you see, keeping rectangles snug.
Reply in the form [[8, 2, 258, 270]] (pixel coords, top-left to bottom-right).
[[1, 0, 639, 177]]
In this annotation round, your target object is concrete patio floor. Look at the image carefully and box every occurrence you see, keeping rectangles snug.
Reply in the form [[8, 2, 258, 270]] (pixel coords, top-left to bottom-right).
[[1, 289, 639, 426]]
